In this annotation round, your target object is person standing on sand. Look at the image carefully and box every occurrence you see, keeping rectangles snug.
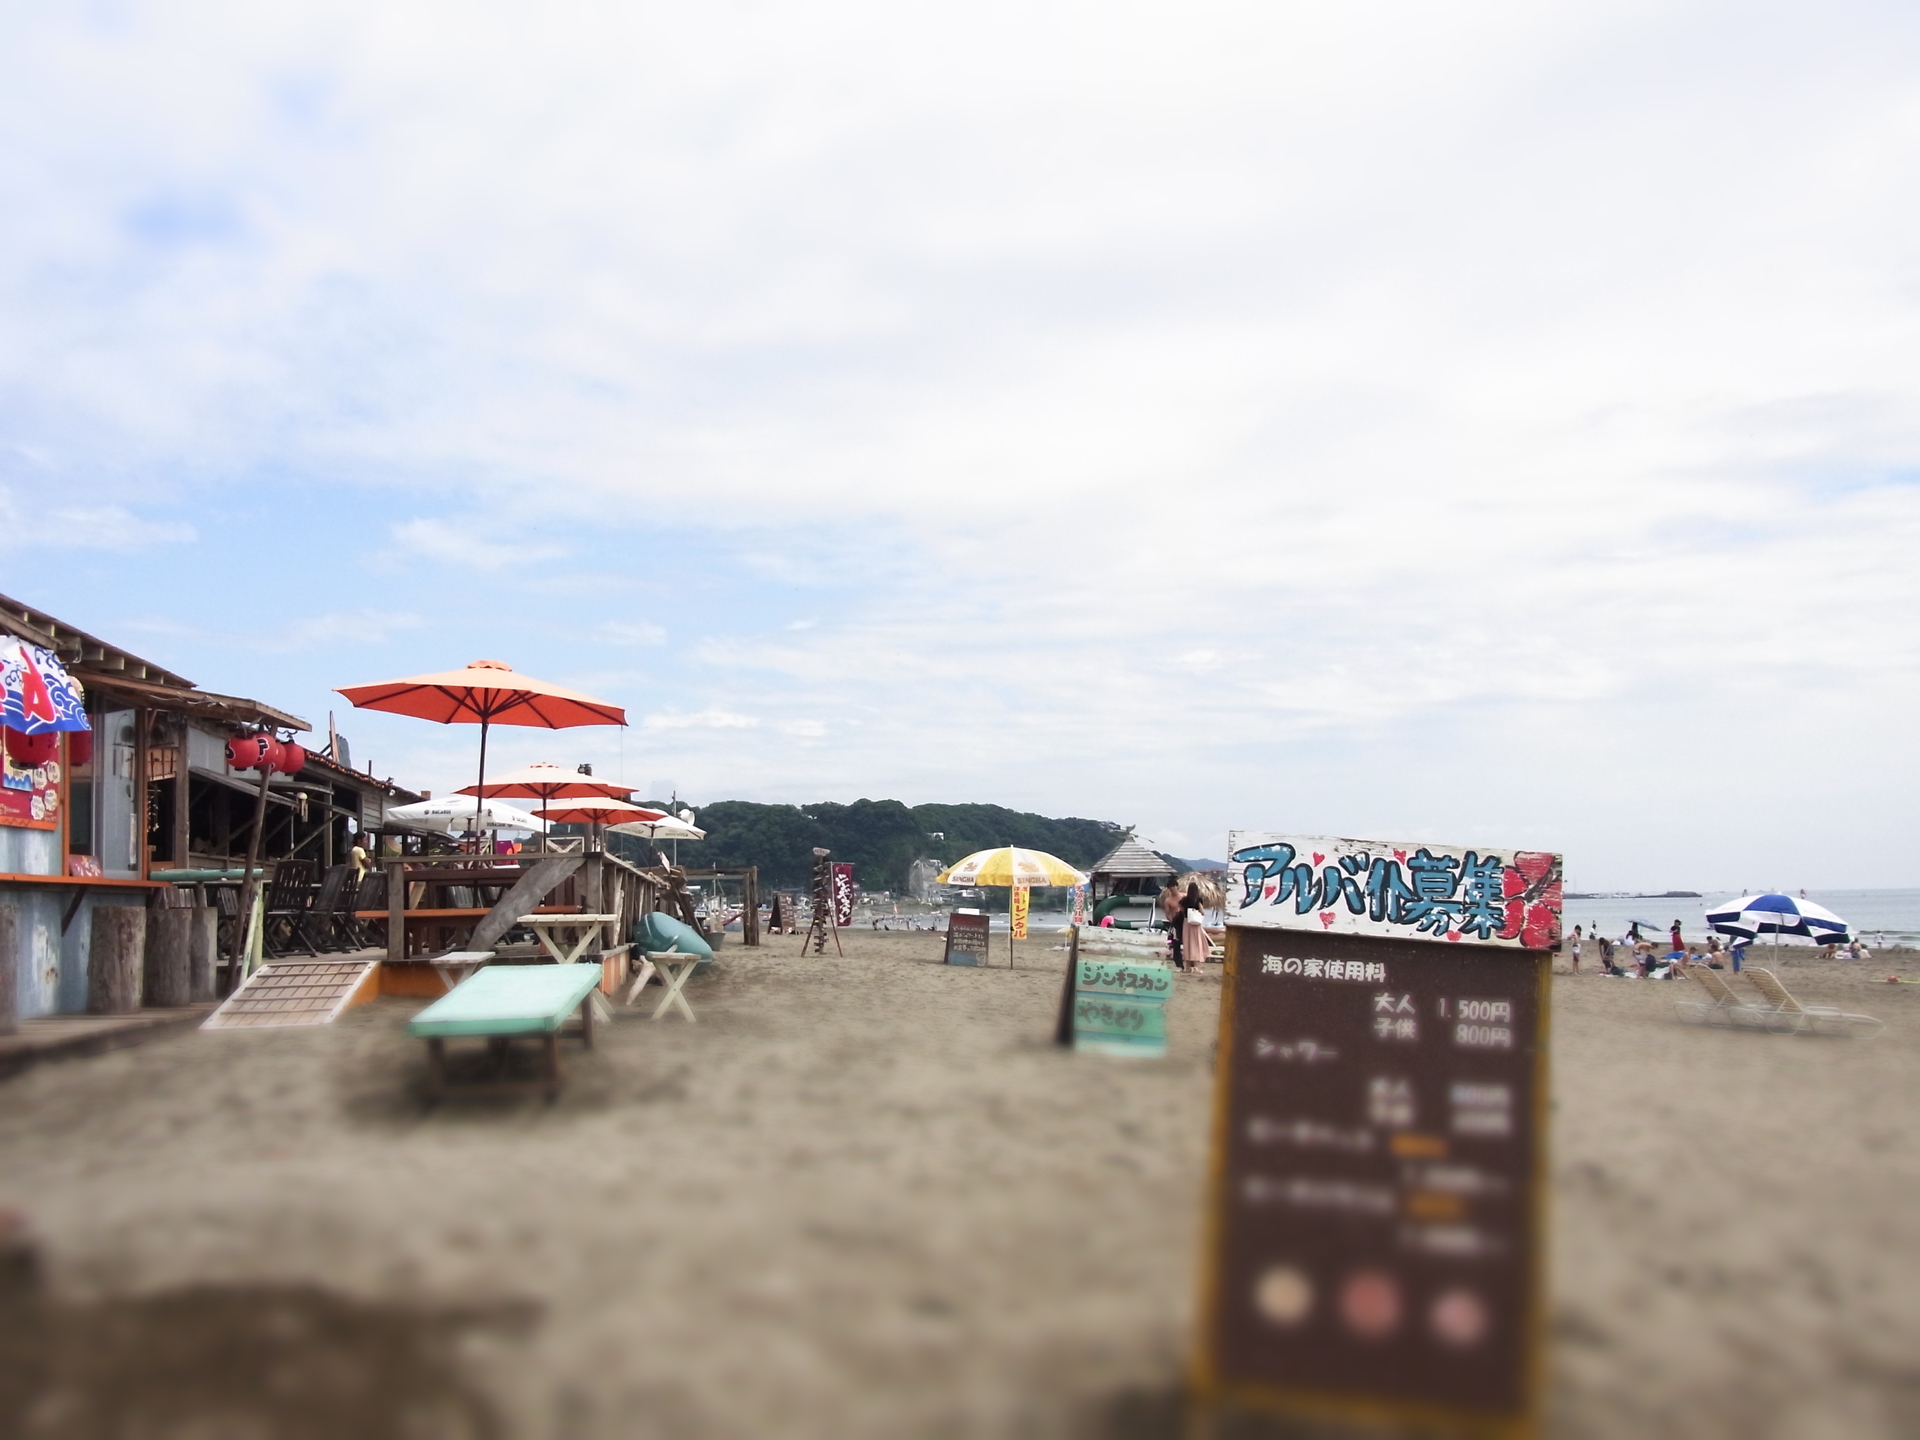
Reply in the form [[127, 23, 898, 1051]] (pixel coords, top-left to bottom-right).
[[1179, 882, 1212, 974], [1159, 882, 1185, 970], [1570, 925, 1583, 974], [1671, 919, 1684, 953]]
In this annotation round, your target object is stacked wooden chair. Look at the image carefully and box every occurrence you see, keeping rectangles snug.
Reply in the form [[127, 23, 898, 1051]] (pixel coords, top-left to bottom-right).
[[262, 860, 321, 958]]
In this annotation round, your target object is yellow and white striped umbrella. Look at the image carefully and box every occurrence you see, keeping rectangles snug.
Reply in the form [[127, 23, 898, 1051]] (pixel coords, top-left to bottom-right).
[[934, 846, 1089, 888]]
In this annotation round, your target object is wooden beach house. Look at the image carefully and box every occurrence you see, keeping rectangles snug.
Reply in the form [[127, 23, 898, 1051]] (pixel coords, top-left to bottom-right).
[[0, 592, 418, 1019]]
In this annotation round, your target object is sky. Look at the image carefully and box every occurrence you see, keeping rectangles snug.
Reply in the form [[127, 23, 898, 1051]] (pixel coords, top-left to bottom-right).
[[3, 2, 1918, 889]]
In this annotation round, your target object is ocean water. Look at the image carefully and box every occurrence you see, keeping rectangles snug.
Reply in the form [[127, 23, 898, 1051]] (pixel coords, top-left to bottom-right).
[[1561, 889, 1920, 948], [896, 889, 1920, 948]]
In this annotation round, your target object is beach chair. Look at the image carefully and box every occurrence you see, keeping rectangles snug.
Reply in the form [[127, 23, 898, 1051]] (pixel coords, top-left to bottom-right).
[[1674, 967, 1771, 1029], [262, 861, 321, 957], [305, 865, 351, 952], [1742, 968, 1884, 1039], [211, 886, 242, 966], [407, 964, 604, 1100], [332, 870, 369, 950]]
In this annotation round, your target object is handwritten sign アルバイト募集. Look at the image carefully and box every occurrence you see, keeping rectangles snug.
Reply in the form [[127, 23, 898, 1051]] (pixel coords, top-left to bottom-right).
[[1193, 831, 1559, 1438]]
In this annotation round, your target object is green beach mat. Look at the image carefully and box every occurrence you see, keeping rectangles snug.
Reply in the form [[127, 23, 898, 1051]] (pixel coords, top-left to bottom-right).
[[407, 965, 603, 1039]]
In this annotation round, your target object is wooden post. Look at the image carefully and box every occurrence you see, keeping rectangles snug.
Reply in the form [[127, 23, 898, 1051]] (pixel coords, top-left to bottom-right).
[[388, 858, 407, 963], [231, 764, 274, 981], [171, 727, 190, 867], [1055, 924, 1080, 1045], [189, 906, 217, 1002], [88, 905, 145, 1014], [0, 902, 18, 1036], [134, 707, 149, 877], [145, 904, 193, 1008], [743, 866, 760, 947]]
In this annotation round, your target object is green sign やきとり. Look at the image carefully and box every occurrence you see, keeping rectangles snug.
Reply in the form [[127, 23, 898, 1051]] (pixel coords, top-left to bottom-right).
[[1071, 957, 1172, 1057]]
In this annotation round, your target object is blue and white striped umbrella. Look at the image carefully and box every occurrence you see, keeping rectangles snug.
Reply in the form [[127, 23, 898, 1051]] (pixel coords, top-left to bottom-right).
[[1705, 892, 1850, 944]]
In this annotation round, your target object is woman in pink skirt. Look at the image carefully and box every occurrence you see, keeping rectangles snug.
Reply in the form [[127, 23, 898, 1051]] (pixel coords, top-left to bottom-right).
[[1178, 881, 1214, 973]]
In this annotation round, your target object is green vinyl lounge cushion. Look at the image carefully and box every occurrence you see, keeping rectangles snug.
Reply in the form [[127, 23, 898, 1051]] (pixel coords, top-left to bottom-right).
[[407, 965, 603, 1039]]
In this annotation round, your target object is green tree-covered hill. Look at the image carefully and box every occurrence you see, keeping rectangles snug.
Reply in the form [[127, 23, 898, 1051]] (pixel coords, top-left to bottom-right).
[[608, 799, 1126, 891]]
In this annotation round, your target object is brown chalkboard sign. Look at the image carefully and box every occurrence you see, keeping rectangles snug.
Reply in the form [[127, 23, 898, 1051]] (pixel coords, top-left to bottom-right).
[[1193, 923, 1549, 1436], [944, 911, 990, 966]]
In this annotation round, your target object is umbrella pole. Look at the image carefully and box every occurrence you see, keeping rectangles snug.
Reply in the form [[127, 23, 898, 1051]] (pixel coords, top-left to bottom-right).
[[473, 718, 491, 858]]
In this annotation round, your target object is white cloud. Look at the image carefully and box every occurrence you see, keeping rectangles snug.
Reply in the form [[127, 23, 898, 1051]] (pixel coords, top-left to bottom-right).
[[4, 2, 1920, 884], [384, 519, 565, 570], [1, 490, 196, 550], [643, 708, 760, 732], [118, 608, 422, 654], [601, 621, 667, 645]]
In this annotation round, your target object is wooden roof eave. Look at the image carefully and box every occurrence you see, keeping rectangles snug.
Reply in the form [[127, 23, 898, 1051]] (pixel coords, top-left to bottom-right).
[[75, 672, 311, 733], [0, 590, 195, 688]]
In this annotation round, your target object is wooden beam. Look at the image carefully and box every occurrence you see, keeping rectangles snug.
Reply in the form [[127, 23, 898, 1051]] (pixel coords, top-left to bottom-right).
[[388, 858, 406, 963], [467, 856, 584, 954], [171, 731, 190, 868], [134, 707, 149, 879]]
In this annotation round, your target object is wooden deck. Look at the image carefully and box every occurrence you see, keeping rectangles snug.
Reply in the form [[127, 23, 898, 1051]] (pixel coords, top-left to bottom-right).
[[0, 1005, 219, 1080]]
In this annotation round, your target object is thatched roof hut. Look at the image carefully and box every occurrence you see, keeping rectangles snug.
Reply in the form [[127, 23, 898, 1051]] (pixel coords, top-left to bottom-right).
[[1088, 837, 1177, 899]]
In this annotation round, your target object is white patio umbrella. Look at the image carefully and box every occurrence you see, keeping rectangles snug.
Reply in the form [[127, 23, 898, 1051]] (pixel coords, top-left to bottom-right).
[[606, 815, 707, 842], [607, 811, 706, 866], [386, 796, 550, 834]]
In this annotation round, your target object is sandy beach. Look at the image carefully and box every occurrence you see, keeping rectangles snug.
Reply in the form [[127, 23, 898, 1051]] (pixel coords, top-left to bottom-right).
[[0, 932, 1915, 1437]]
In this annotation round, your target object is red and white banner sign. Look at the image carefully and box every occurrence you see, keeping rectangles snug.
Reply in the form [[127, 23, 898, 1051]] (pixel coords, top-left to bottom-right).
[[831, 862, 855, 926]]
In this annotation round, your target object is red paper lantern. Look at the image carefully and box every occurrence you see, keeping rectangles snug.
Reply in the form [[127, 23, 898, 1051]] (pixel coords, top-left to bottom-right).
[[226, 733, 275, 771], [225, 732, 305, 774], [66, 728, 93, 766], [4, 728, 58, 766]]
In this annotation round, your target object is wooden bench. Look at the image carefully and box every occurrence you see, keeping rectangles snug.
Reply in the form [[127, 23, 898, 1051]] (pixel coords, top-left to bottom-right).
[[624, 949, 702, 1021], [407, 965, 604, 1100]]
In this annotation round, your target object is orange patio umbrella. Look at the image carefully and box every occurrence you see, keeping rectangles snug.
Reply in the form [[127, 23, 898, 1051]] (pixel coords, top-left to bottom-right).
[[532, 798, 669, 825], [336, 661, 627, 819], [533, 797, 671, 857]]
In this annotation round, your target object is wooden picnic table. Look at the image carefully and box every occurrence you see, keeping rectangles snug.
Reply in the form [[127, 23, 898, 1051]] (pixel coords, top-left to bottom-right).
[[519, 912, 620, 966], [355, 904, 584, 960], [407, 965, 603, 1100]]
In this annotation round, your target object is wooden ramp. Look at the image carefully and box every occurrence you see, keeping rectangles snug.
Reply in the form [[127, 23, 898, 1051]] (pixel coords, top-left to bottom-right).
[[202, 956, 382, 1030]]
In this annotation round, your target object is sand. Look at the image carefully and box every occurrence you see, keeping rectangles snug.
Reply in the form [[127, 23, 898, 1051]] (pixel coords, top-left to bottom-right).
[[0, 931, 1915, 1437]]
